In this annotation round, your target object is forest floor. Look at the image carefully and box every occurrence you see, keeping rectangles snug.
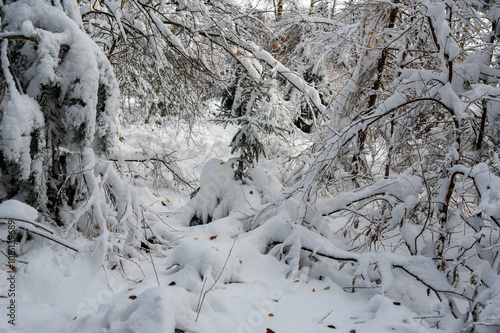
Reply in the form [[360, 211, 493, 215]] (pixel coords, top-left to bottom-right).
[[0, 111, 438, 333]]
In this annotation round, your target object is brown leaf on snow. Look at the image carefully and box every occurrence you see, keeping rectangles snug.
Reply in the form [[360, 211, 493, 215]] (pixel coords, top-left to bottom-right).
[[327, 325, 336, 329], [5, 264, 16, 272], [266, 329, 275, 333], [393, 302, 401, 306], [129, 295, 137, 300], [209, 235, 217, 240], [169, 281, 176, 286]]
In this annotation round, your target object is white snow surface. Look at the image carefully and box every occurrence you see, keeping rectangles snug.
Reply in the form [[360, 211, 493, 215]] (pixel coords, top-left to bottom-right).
[[0, 118, 440, 333]]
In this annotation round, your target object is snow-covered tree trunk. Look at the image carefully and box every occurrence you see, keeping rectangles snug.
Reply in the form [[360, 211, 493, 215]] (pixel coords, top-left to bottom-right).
[[0, 0, 143, 258]]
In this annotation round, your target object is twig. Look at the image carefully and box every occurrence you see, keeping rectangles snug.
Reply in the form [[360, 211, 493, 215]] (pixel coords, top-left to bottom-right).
[[110, 156, 195, 189], [320, 310, 333, 322], [0, 217, 55, 234], [0, 250, 28, 264], [196, 238, 237, 321], [142, 217, 161, 287], [17, 226, 79, 252], [195, 278, 207, 314]]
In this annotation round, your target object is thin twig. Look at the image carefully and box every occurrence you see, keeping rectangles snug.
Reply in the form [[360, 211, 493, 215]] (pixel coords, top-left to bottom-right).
[[195, 277, 208, 314], [320, 310, 333, 322], [196, 238, 237, 321], [142, 218, 161, 287], [0, 217, 55, 234], [17, 226, 79, 252]]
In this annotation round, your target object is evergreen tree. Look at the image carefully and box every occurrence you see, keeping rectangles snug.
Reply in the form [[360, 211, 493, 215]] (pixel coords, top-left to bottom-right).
[[0, 0, 143, 256]]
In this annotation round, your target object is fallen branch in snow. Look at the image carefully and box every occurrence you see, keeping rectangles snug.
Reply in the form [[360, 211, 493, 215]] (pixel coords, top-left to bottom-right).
[[268, 238, 468, 308], [111, 156, 195, 190], [268, 241, 358, 263], [0, 218, 79, 252]]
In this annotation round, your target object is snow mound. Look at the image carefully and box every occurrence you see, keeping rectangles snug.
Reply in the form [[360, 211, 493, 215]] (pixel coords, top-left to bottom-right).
[[67, 286, 196, 333], [0, 199, 38, 221], [186, 157, 282, 225], [165, 238, 241, 289]]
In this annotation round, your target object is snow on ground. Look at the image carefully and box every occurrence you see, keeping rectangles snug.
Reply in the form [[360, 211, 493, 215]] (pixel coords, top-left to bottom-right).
[[0, 115, 438, 332]]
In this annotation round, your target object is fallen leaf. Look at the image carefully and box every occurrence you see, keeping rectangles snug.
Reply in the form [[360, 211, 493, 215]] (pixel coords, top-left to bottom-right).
[[350, 330, 356, 333], [323, 286, 330, 290], [72, 316, 77, 320], [0, 296, 7, 298], [294, 280, 300, 282], [268, 313, 274, 317], [169, 281, 176, 286], [312, 288, 316, 292], [136, 280, 143, 283], [161, 201, 167, 206], [327, 325, 336, 329], [393, 302, 401, 306], [127, 288, 134, 291], [5, 264, 16, 272], [194, 237, 199, 240], [209, 235, 217, 240], [319, 275, 324, 280], [94, 225, 99, 230], [249, 191, 253, 194], [111, 263, 117, 270], [220, 162, 225, 165], [129, 295, 137, 300], [266, 329, 275, 333]]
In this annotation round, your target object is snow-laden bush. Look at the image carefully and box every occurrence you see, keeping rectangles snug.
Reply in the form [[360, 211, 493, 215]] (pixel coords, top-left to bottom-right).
[[187, 157, 282, 226]]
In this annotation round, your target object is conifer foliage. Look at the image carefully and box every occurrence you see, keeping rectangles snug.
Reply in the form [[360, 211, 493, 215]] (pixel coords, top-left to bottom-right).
[[0, 0, 142, 252]]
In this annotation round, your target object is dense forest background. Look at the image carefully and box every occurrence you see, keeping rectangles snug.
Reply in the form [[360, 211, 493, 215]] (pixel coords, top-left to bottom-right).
[[1, 0, 500, 332]]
